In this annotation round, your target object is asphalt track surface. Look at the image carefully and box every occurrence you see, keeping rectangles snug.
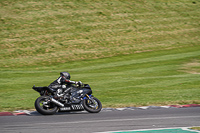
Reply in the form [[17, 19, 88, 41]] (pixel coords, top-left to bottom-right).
[[0, 107, 199, 133]]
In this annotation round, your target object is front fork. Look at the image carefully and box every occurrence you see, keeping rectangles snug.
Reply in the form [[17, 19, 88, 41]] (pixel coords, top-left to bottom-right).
[[84, 94, 92, 100], [84, 94, 94, 103], [84, 94, 98, 109]]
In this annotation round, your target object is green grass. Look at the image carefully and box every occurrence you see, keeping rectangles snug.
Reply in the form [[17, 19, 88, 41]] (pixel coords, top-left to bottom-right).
[[190, 127, 200, 131], [0, 0, 200, 111]]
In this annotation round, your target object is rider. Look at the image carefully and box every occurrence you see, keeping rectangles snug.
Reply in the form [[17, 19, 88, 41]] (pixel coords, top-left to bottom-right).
[[48, 72, 82, 101]]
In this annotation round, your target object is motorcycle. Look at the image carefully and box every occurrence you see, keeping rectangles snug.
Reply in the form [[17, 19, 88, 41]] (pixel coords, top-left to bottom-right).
[[32, 83, 102, 115]]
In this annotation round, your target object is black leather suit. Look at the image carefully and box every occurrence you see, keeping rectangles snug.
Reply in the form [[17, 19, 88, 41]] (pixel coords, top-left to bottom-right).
[[48, 76, 76, 89]]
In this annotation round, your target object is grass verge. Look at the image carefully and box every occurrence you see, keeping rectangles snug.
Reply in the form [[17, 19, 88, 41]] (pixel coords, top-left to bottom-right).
[[0, 46, 200, 111]]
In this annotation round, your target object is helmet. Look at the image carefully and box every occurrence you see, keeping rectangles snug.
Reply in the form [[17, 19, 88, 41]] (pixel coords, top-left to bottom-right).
[[60, 72, 70, 80]]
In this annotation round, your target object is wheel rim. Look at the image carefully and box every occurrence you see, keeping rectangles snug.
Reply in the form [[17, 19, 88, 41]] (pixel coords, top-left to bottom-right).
[[87, 99, 99, 109], [39, 98, 56, 111]]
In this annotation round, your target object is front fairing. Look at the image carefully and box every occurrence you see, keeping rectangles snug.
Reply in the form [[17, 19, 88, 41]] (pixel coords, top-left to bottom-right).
[[71, 84, 92, 95], [82, 87, 92, 95]]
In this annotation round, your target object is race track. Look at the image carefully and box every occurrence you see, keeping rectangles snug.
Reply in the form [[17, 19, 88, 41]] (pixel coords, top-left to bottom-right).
[[0, 107, 199, 133]]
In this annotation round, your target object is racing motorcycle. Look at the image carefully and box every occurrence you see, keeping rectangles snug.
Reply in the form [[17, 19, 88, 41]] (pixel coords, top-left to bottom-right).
[[32, 83, 102, 115]]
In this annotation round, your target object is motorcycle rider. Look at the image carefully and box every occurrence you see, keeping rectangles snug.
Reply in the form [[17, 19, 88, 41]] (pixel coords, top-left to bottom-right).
[[48, 72, 82, 102]]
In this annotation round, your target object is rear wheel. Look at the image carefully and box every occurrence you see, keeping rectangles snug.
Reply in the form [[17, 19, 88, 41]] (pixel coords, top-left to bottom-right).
[[35, 96, 58, 115], [83, 97, 102, 113]]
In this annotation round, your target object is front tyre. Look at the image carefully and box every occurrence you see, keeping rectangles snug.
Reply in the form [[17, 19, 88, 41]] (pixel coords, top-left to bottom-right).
[[35, 96, 58, 115], [83, 97, 102, 113]]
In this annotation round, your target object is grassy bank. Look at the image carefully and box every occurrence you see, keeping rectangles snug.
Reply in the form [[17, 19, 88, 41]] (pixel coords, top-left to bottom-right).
[[1, 46, 200, 111], [0, 0, 200, 111]]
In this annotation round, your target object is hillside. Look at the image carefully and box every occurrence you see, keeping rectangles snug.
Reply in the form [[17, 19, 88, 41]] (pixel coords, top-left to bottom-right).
[[0, 0, 199, 67]]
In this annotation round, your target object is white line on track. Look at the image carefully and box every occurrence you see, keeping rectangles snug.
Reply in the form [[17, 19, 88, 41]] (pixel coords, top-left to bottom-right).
[[27, 115, 200, 125]]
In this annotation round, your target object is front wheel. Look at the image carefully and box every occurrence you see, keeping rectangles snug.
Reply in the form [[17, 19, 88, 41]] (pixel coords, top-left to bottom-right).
[[35, 96, 58, 115], [83, 97, 102, 113]]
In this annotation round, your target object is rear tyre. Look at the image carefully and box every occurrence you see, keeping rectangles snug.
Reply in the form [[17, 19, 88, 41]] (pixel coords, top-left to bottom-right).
[[83, 97, 102, 113], [35, 96, 58, 115]]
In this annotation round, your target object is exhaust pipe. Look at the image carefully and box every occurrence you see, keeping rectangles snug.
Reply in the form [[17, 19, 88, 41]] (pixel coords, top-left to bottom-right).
[[50, 98, 64, 107]]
